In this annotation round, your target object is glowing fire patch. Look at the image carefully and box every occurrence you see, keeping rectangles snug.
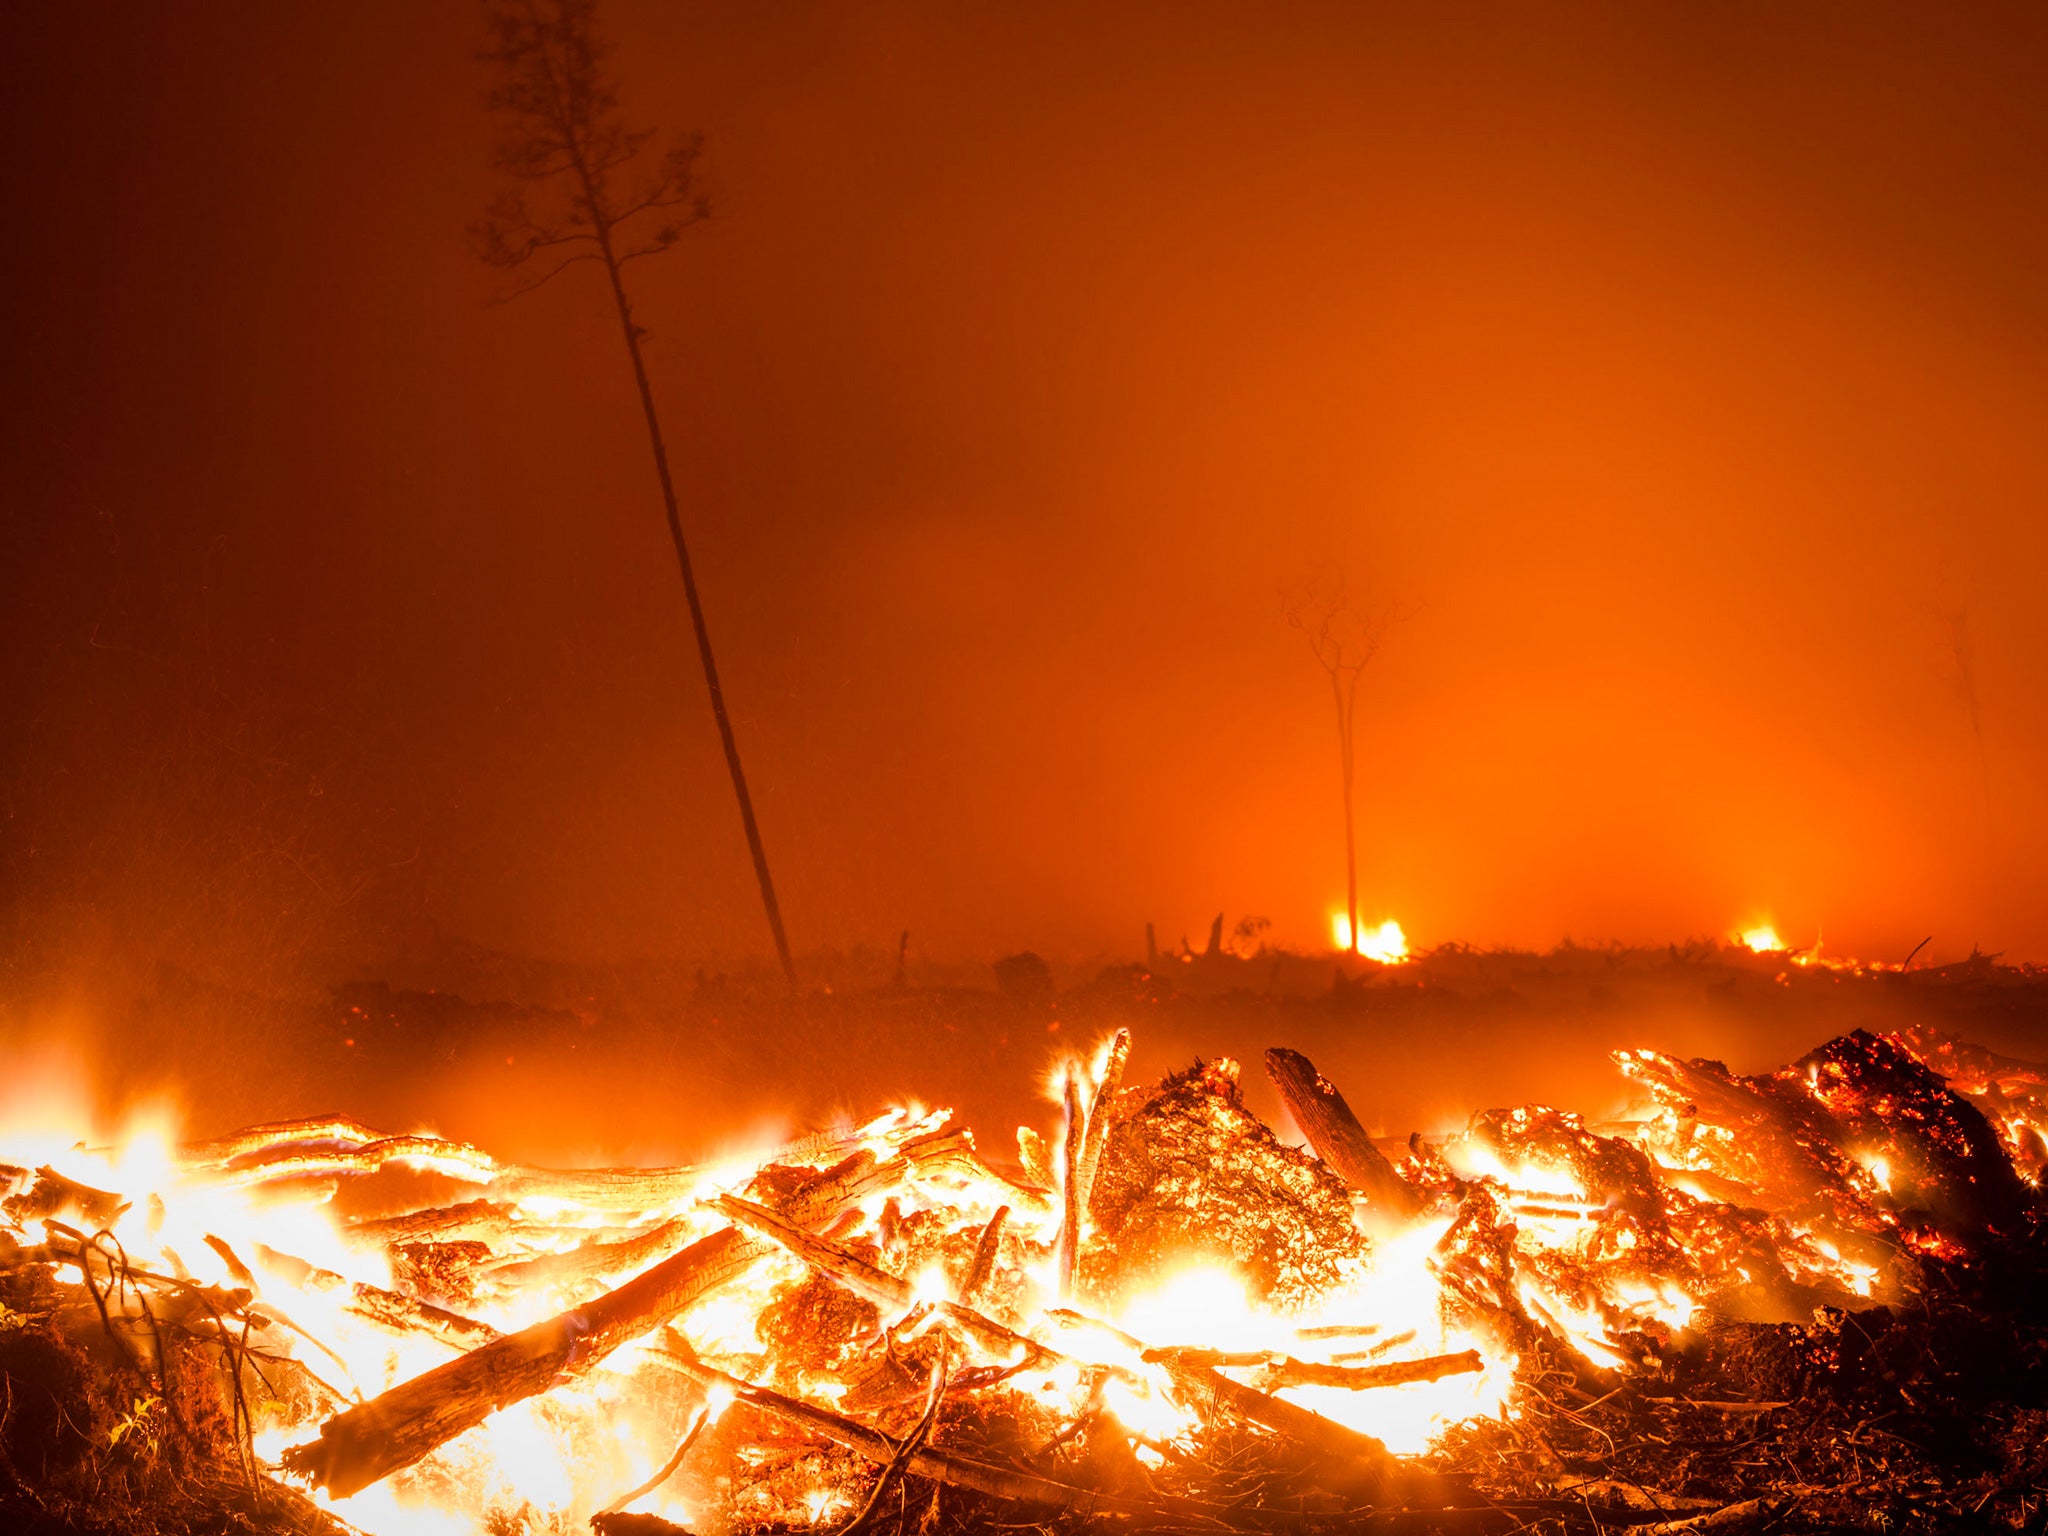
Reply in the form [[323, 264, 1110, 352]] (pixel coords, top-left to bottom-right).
[[1739, 923, 1784, 954], [1332, 915, 1409, 963]]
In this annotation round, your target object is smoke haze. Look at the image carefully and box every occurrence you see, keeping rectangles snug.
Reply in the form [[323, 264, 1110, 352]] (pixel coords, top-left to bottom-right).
[[7, 2, 2048, 991]]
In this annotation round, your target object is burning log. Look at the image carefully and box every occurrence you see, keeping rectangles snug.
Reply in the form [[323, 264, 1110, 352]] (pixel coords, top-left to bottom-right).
[[478, 1215, 691, 1291], [4, 1166, 130, 1228], [1254, 1348, 1485, 1391], [1264, 1047, 1422, 1218], [713, 1192, 1060, 1373], [958, 1204, 1007, 1305], [208, 1134, 500, 1189], [285, 1138, 937, 1497], [1045, 1307, 1398, 1487], [346, 1197, 519, 1247], [1159, 1353, 1394, 1472], [249, 1243, 503, 1351], [713, 1192, 913, 1312], [484, 1165, 703, 1209], [1138, 1344, 1483, 1392], [1074, 1027, 1130, 1207], [1056, 1071, 1085, 1299], [181, 1114, 388, 1166]]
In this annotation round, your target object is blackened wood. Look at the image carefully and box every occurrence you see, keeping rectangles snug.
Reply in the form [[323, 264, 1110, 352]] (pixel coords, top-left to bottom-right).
[[1264, 1048, 1421, 1217]]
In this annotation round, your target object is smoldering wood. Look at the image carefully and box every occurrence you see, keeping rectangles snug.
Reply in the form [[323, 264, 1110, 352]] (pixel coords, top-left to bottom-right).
[[1264, 1047, 1422, 1218], [1016, 1126, 1054, 1191], [1633, 1498, 1775, 1534], [958, 1205, 1006, 1306]]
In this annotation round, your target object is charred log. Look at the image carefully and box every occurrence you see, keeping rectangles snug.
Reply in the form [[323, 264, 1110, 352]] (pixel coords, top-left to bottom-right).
[[1264, 1047, 1422, 1218]]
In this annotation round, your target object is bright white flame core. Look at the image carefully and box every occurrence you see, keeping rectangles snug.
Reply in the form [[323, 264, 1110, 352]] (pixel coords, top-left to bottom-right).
[[1740, 924, 1784, 954], [1333, 915, 1410, 962]]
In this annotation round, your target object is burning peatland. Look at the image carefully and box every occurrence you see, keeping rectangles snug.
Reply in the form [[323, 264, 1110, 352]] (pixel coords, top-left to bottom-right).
[[2, 1019, 2047, 1536]]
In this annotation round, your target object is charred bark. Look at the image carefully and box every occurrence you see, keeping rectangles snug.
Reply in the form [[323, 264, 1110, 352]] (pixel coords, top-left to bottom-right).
[[1264, 1048, 1421, 1218]]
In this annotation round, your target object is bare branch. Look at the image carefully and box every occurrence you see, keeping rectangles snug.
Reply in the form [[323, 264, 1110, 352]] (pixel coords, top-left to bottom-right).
[[476, 0, 710, 289], [486, 250, 606, 305]]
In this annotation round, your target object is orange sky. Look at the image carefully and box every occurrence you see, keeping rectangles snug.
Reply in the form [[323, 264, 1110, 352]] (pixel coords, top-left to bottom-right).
[[5, 2, 2048, 974]]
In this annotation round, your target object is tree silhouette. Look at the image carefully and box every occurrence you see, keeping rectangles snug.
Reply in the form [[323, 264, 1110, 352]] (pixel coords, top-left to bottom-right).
[[474, 0, 796, 989], [1285, 570, 1395, 956]]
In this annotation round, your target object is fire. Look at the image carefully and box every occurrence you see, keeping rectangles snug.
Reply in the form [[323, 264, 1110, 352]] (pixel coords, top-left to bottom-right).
[[1739, 922, 1784, 953], [1333, 914, 1410, 962], [3, 1020, 2033, 1533]]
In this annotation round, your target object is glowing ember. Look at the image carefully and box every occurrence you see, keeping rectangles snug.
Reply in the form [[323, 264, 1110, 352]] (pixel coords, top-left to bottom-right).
[[1333, 914, 1410, 962]]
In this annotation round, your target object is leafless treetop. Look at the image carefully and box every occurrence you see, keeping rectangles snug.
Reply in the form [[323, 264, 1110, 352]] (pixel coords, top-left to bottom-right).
[[472, 0, 709, 302]]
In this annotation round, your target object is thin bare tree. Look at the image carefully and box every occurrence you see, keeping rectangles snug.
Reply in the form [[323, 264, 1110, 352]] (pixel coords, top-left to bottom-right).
[[473, 0, 796, 989], [1285, 571, 1394, 956]]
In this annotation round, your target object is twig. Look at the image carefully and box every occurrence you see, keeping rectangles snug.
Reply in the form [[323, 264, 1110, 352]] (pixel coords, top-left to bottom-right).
[[836, 1339, 949, 1534], [598, 1403, 711, 1516]]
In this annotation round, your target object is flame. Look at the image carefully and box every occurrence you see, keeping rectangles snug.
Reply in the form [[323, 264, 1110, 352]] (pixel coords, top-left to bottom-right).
[[1739, 923, 1784, 953], [8, 1017, 2020, 1531], [1333, 914, 1410, 963]]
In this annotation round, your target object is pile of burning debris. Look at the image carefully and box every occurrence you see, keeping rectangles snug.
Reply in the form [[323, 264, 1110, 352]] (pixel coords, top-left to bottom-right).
[[3, 1022, 2047, 1535]]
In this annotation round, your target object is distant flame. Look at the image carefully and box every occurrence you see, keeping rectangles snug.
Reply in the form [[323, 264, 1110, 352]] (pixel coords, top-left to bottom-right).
[[1333, 914, 1409, 963], [1739, 923, 1784, 954]]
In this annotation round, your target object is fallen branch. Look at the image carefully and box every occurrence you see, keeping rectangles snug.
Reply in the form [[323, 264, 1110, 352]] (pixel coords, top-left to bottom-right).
[[661, 1352, 1246, 1525], [1638, 1396, 1791, 1413], [1257, 1349, 1484, 1391], [284, 1141, 924, 1498], [479, 1216, 690, 1291], [713, 1193, 1058, 1370], [251, 1244, 502, 1351], [346, 1198, 519, 1248], [1046, 1308, 1397, 1490], [181, 1115, 387, 1167], [1635, 1497, 1779, 1534], [597, 1399, 712, 1516], [1264, 1048, 1421, 1217]]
